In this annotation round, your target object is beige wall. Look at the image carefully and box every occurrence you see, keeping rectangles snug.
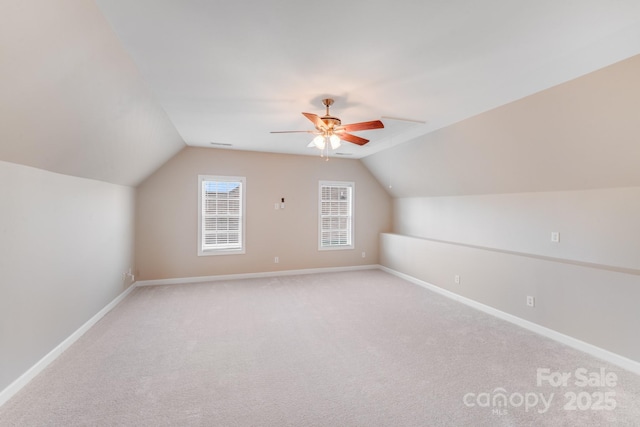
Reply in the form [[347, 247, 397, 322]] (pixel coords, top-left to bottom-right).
[[0, 160, 135, 392], [135, 148, 392, 280], [380, 233, 640, 362], [394, 188, 640, 271], [385, 188, 640, 362], [360, 56, 640, 363]]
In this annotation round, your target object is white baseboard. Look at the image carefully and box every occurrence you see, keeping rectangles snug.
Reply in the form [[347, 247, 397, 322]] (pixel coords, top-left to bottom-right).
[[379, 266, 640, 376], [0, 284, 138, 408], [136, 264, 380, 286]]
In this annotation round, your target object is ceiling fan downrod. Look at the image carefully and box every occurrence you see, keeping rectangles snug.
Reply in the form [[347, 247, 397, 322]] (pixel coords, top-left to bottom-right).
[[322, 98, 334, 116]]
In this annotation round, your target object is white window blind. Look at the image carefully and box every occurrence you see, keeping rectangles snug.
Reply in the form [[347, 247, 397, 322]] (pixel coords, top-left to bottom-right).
[[198, 175, 245, 255], [319, 181, 354, 250]]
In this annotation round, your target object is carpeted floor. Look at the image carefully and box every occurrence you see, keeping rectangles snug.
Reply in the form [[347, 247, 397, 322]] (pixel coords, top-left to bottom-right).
[[1, 270, 639, 426]]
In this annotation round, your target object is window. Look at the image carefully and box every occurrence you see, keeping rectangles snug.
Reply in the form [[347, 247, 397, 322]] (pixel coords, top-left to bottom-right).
[[319, 181, 354, 250], [198, 175, 246, 256]]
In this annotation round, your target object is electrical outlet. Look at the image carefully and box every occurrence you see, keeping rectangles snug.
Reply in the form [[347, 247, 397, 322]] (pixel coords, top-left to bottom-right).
[[362, 252, 366, 258], [527, 296, 535, 307], [551, 232, 560, 243], [274, 256, 279, 264], [454, 275, 460, 284]]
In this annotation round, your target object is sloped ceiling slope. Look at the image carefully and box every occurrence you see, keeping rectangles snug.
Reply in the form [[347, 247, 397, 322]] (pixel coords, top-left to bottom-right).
[[0, 1, 185, 187], [93, 0, 640, 159], [362, 55, 640, 198]]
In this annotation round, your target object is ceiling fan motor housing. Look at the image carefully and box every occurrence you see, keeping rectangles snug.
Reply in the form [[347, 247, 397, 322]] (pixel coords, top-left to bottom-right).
[[320, 116, 341, 130]]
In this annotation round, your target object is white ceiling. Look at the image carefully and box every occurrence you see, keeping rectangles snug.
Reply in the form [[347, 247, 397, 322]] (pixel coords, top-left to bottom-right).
[[94, 0, 640, 159]]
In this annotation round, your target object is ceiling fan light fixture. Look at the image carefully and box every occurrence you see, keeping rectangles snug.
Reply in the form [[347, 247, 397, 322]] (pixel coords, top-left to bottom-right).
[[329, 134, 341, 149], [313, 135, 325, 149]]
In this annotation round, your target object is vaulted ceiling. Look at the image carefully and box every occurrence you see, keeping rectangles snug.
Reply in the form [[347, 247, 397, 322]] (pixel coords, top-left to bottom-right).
[[0, 1, 185, 186], [2, 1, 640, 187], [363, 54, 640, 197], [93, 0, 640, 158]]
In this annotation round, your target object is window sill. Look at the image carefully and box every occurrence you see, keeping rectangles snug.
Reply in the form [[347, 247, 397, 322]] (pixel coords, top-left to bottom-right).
[[198, 248, 246, 257], [318, 245, 354, 251]]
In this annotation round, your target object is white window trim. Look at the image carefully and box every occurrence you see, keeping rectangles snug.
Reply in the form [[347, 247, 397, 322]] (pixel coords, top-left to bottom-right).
[[198, 175, 246, 256], [318, 180, 355, 251]]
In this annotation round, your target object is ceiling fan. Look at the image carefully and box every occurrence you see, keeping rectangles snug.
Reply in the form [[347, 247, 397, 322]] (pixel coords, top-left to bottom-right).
[[271, 98, 384, 151]]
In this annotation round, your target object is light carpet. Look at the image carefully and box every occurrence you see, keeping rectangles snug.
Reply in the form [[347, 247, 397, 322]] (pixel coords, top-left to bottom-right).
[[1, 270, 639, 426]]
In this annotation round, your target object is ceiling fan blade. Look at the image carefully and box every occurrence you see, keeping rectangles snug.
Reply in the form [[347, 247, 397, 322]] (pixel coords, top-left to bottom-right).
[[338, 120, 384, 132], [302, 112, 326, 130], [270, 130, 315, 134], [339, 132, 369, 146]]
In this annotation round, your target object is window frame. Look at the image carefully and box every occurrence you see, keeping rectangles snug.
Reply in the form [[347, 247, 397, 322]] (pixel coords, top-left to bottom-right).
[[198, 175, 246, 256], [318, 180, 355, 251]]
